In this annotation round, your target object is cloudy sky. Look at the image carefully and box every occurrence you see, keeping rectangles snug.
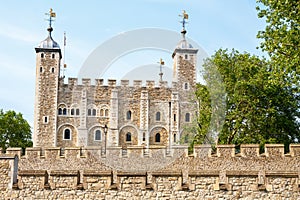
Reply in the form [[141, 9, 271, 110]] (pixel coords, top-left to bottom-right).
[[0, 0, 266, 126]]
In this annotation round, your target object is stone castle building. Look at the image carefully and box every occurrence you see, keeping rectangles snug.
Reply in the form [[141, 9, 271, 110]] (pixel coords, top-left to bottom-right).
[[1, 10, 300, 199], [33, 11, 198, 149]]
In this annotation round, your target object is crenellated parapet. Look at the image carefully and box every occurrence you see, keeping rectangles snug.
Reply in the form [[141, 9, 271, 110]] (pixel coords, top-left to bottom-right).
[[1, 144, 300, 198], [4, 144, 300, 160]]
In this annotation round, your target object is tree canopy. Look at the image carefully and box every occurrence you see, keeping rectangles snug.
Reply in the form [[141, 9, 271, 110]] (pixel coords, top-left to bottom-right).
[[193, 1, 300, 147], [0, 109, 32, 151]]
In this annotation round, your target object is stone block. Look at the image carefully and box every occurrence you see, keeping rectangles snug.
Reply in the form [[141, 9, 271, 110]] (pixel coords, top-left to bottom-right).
[[240, 144, 260, 157], [265, 144, 284, 157], [216, 145, 235, 157], [289, 144, 300, 157]]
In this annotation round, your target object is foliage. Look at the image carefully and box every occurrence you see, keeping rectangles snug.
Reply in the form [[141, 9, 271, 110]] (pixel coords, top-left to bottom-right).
[[256, 0, 300, 88], [0, 109, 32, 151], [197, 49, 300, 147], [191, 1, 300, 148]]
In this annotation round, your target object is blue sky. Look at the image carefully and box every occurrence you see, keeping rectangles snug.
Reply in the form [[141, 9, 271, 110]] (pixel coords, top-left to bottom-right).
[[0, 0, 266, 126]]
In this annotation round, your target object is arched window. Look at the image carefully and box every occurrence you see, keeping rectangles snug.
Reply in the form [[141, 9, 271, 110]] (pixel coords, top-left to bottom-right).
[[62, 108, 67, 115], [52, 54, 55, 59], [88, 109, 91, 116], [126, 132, 131, 142], [40, 67, 43, 73], [155, 133, 161, 143], [64, 129, 71, 140], [100, 109, 104, 116], [156, 112, 161, 121], [71, 108, 75, 115], [105, 109, 109, 117], [95, 130, 101, 141], [174, 134, 176, 142], [92, 109, 96, 116], [58, 108, 62, 115], [51, 67, 55, 73], [41, 53, 44, 58], [185, 113, 190, 122], [76, 109, 80, 116], [126, 111, 132, 120]]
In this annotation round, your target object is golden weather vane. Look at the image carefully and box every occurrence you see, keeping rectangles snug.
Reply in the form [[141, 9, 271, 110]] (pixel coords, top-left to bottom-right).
[[179, 10, 189, 30], [45, 8, 56, 28]]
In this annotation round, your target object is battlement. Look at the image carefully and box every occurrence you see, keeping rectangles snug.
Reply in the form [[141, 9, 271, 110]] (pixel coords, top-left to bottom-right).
[[3, 144, 300, 160], [64, 77, 174, 89], [1, 144, 300, 198]]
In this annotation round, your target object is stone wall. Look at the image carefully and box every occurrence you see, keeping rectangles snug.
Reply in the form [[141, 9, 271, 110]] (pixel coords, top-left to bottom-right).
[[1, 144, 300, 199]]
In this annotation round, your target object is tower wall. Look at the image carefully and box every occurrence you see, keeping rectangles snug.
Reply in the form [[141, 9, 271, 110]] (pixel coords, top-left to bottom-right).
[[34, 50, 61, 147]]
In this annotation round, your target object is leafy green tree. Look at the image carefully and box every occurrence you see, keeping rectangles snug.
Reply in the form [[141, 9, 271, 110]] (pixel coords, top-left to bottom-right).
[[256, 0, 300, 88], [0, 109, 32, 151], [197, 49, 299, 147]]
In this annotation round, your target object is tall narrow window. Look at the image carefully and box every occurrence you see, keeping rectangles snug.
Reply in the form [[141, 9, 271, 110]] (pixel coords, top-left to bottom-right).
[[92, 109, 96, 116], [40, 67, 43, 73], [43, 116, 48, 124], [105, 109, 109, 117], [95, 130, 101, 141], [51, 67, 55, 73], [126, 111, 132, 120], [185, 113, 190, 122], [100, 109, 104, 116], [174, 134, 176, 142], [185, 54, 188, 59], [88, 109, 91, 116], [41, 53, 44, 58], [71, 109, 75, 116], [126, 132, 131, 142], [52, 54, 55, 59], [58, 108, 62, 115], [64, 129, 71, 140], [156, 112, 161, 121], [184, 83, 189, 90], [76, 109, 80, 115], [155, 133, 161, 143], [174, 114, 176, 122], [143, 132, 146, 141], [63, 108, 67, 115]]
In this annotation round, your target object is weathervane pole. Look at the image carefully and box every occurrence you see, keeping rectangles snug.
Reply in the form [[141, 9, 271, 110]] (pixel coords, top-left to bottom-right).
[[179, 10, 189, 38], [158, 58, 165, 82], [45, 8, 56, 36]]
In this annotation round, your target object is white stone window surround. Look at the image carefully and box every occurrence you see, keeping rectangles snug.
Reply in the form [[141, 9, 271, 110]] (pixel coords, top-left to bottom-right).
[[42, 116, 49, 124], [58, 103, 68, 116], [155, 111, 161, 121], [63, 128, 72, 140], [126, 110, 132, 121], [94, 129, 102, 141], [70, 104, 80, 116], [126, 132, 132, 142]]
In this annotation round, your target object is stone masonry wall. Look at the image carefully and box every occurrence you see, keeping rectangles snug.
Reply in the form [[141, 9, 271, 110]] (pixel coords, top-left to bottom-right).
[[1, 144, 300, 199]]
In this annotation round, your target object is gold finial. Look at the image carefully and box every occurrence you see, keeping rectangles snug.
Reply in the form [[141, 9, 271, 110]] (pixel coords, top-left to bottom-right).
[[158, 58, 165, 82], [49, 8, 56, 17], [45, 8, 56, 30], [179, 10, 188, 31], [159, 58, 165, 66]]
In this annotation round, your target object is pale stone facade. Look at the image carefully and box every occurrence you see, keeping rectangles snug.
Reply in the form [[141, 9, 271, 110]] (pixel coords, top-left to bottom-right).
[[33, 24, 198, 150]]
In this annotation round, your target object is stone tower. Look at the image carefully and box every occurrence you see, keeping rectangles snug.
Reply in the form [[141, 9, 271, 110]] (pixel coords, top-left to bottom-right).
[[172, 12, 198, 142], [33, 9, 62, 147]]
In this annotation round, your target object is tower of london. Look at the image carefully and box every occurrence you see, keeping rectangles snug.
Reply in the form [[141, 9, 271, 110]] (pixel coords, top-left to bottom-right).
[[33, 10, 198, 150]]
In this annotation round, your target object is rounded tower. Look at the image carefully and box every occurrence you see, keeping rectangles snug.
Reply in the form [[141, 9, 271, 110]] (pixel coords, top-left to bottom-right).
[[33, 9, 62, 147]]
